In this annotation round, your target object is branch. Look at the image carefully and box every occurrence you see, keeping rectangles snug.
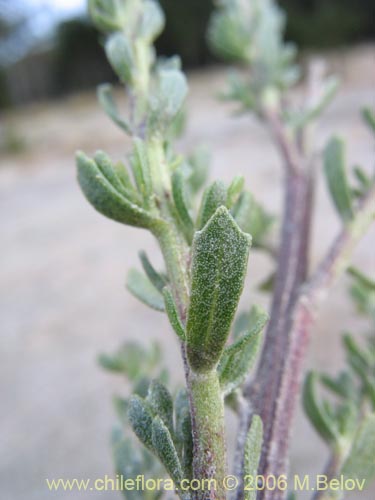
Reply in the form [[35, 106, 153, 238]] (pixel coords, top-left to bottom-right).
[[263, 107, 303, 175], [304, 182, 375, 305], [234, 117, 314, 500], [254, 184, 375, 500]]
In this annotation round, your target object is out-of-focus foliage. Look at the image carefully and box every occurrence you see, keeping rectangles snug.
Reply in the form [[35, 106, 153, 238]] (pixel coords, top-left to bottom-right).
[[0, 125, 26, 155], [302, 268, 375, 493]]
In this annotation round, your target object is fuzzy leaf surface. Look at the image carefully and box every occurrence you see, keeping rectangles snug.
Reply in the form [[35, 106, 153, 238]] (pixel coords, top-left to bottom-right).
[[128, 395, 155, 450], [218, 305, 267, 395], [76, 151, 154, 228], [341, 413, 375, 482], [197, 181, 227, 230], [147, 380, 174, 434], [97, 84, 132, 134], [163, 287, 186, 340], [105, 32, 134, 84], [149, 69, 188, 131], [151, 417, 183, 484], [172, 168, 194, 244], [187, 206, 252, 372]]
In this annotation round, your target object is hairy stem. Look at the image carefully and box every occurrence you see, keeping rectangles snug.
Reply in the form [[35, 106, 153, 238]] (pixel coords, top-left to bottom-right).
[[155, 170, 228, 498], [245, 185, 374, 500], [190, 370, 227, 500]]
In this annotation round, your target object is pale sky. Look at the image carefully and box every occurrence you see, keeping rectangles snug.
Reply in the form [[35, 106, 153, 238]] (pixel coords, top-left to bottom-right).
[[0, 0, 87, 65], [25, 0, 86, 17]]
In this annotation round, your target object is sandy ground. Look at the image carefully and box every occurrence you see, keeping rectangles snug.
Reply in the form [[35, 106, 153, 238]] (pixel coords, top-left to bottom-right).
[[1, 45, 375, 500]]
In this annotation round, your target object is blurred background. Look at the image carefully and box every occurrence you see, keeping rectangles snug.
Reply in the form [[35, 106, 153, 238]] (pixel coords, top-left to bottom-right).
[[0, 0, 375, 110], [1, 1, 374, 499]]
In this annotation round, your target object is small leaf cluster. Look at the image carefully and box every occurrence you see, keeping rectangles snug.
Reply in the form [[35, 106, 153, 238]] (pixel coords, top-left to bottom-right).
[[208, 0, 300, 112], [208, 0, 344, 135], [99, 340, 164, 383], [89, 0, 185, 137], [100, 341, 168, 499], [112, 429, 164, 500], [127, 384, 192, 496], [303, 270, 375, 488], [124, 182, 273, 314]]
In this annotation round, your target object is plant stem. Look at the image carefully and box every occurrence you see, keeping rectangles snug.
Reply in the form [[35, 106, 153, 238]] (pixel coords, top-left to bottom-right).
[[157, 220, 228, 497], [154, 159, 228, 498], [190, 370, 227, 500], [312, 450, 344, 500], [241, 183, 375, 500], [236, 97, 375, 499], [247, 169, 313, 499]]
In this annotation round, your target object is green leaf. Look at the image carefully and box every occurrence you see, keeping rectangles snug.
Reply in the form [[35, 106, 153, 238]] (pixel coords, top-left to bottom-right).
[[76, 151, 154, 228], [336, 401, 358, 437], [130, 139, 153, 207], [348, 267, 375, 292], [172, 168, 194, 244], [232, 311, 250, 339], [362, 107, 375, 134], [163, 287, 186, 341], [113, 396, 129, 423], [105, 32, 134, 84], [174, 389, 193, 476], [232, 191, 274, 247], [112, 160, 142, 205], [151, 416, 183, 484], [218, 305, 267, 396], [324, 137, 354, 223], [226, 175, 245, 208], [149, 69, 188, 130], [147, 380, 174, 434], [343, 334, 372, 374], [303, 372, 339, 445], [88, 0, 125, 32], [187, 147, 210, 194], [220, 71, 255, 111], [98, 341, 161, 380], [126, 269, 165, 311], [97, 84, 132, 134], [187, 206, 252, 372], [353, 166, 373, 196], [289, 77, 339, 129], [341, 413, 375, 483], [208, 7, 252, 63], [128, 395, 155, 450], [244, 415, 263, 500], [139, 250, 167, 293], [196, 181, 227, 230], [133, 377, 152, 399], [320, 372, 356, 400], [93, 150, 130, 197], [139, 0, 165, 42], [111, 433, 143, 482]]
